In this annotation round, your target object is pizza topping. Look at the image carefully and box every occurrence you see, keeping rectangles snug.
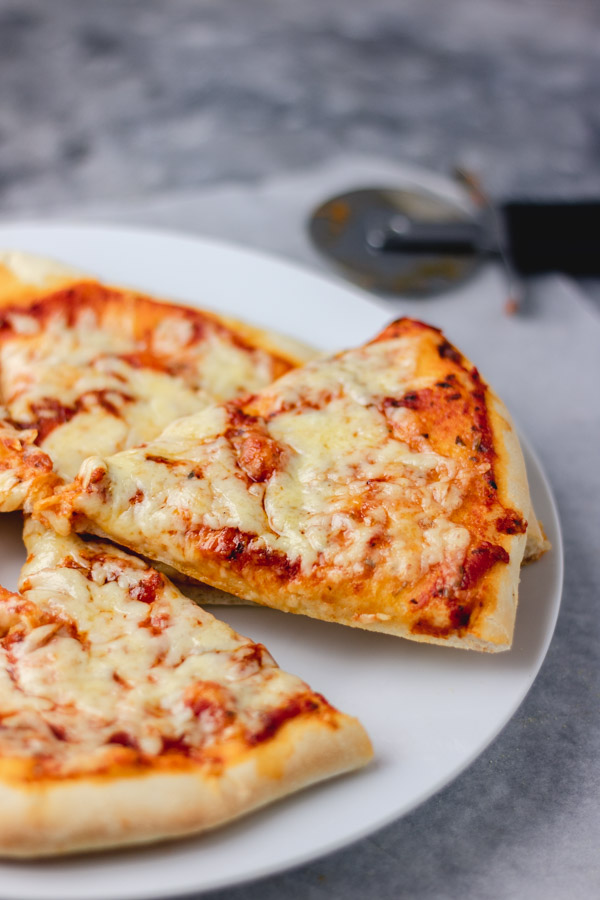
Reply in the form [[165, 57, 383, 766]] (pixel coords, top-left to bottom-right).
[[129, 571, 164, 604], [0, 523, 338, 775], [28, 390, 136, 445], [183, 524, 302, 580], [459, 541, 510, 591], [28, 398, 76, 443], [65, 332, 486, 596], [107, 731, 137, 749], [0, 281, 298, 487], [183, 682, 235, 734], [226, 408, 287, 483], [248, 692, 327, 746], [37, 317, 531, 649]]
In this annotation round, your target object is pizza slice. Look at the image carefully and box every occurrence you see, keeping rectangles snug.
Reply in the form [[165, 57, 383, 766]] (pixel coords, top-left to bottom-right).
[[40, 318, 549, 652], [0, 251, 312, 507], [0, 519, 371, 857]]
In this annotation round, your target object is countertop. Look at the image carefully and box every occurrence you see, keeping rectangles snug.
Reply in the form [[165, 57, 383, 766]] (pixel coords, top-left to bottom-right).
[[2, 0, 600, 211], [1, 2, 599, 898]]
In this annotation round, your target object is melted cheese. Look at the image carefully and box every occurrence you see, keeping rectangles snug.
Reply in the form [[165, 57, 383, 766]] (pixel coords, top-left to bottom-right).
[[0, 412, 55, 512], [70, 336, 473, 584], [0, 300, 290, 483], [0, 522, 314, 772]]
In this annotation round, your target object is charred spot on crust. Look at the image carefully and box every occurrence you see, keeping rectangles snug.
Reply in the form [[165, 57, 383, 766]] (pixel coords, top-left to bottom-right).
[[448, 602, 471, 629], [438, 340, 462, 363], [496, 510, 527, 535], [399, 392, 420, 409], [383, 388, 433, 412]]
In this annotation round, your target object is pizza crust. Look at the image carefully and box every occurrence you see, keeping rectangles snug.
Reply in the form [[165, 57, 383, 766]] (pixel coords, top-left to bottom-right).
[[0, 251, 85, 307], [149, 558, 259, 606], [0, 251, 312, 367], [0, 713, 370, 857], [219, 313, 318, 367]]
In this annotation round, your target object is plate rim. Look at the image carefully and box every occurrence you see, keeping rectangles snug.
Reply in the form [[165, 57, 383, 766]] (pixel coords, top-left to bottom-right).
[[0, 216, 393, 313]]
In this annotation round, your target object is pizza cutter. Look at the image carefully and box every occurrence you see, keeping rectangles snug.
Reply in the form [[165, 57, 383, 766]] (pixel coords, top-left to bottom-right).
[[308, 175, 600, 304]]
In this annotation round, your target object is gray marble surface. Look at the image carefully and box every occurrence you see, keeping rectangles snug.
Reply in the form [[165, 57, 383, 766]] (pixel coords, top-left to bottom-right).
[[1, 2, 599, 899], [1, 0, 600, 214]]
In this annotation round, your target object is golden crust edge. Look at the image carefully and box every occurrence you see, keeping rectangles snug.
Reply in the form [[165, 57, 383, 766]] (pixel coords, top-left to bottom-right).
[[487, 387, 551, 573], [0, 250, 314, 368], [150, 559, 259, 606], [0, 251, 87, 307], [459, 388, 531, 649], [55, 528, 520, 653], [0, 711, 372, 858], [219, 313, 318, 367]]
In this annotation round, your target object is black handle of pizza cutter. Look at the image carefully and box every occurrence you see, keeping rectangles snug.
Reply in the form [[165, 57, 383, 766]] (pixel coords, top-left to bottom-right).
[[377, 201, 600, 276], [502, 201, 600, 276]]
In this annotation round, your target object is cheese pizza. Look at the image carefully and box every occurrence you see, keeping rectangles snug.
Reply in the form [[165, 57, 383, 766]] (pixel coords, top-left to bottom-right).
[[0, 251, 312, 508], [0, 519, 371, 857], [41, 318, 548, 651]]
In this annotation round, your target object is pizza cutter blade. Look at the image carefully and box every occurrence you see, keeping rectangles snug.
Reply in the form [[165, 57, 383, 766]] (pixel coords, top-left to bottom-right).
[[307, 187, 491, 297]]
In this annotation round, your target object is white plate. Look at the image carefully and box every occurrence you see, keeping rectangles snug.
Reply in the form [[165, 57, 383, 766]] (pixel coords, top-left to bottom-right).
[[0, 223, 562, 900]]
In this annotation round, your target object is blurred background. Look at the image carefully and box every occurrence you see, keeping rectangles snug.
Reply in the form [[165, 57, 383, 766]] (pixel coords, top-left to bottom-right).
[[1, 0, 598, 216]]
